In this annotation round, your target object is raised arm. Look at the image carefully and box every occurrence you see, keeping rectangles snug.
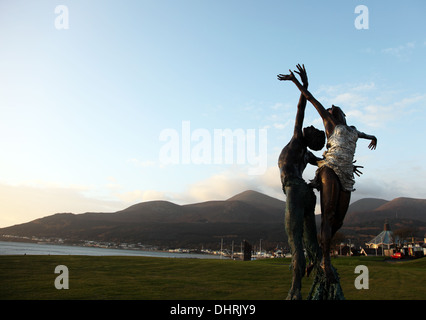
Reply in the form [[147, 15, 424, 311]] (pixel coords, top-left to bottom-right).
[[278, 65, 336, 137], [293, 65, 309, 136], [357, 130, 377, 150]]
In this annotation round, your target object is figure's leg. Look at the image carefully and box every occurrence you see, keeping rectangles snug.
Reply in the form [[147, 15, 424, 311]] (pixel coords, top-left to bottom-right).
[[331, 190, 351, 237], [318, 167, 340, 283], [303, 187, 321, 276], [284, 185, 305, 300]]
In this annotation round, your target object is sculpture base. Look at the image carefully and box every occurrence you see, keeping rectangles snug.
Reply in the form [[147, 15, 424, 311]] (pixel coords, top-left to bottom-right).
[[307, 265, 345, 300]]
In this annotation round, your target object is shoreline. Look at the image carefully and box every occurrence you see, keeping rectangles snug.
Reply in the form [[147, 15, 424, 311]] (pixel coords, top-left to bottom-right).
[[0, 240, 229, 259]]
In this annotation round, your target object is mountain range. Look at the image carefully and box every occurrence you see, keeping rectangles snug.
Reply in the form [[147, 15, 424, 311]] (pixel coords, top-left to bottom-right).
[[1, 190, 425, 249]]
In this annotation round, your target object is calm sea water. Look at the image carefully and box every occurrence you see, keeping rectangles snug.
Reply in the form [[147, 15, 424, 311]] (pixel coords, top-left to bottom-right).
[[0, 241, 224, 259]]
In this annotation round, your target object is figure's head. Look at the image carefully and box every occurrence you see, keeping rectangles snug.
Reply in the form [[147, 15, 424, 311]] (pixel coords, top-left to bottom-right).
[[328, 105, 346, 125], [303, 125, 325, 151]]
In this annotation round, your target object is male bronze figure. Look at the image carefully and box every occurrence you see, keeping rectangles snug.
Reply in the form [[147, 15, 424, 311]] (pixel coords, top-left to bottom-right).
[[277, 64, 325, 300]]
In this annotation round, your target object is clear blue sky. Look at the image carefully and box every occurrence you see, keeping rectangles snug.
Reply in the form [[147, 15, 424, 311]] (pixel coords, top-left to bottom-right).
[[0, 0, 425, 227]]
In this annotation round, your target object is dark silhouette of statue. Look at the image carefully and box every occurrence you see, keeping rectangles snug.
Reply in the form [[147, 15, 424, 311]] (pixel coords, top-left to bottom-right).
[[243, 240, 252, 261], [277, 64, 325, 300], [278, 65, 377, 298]]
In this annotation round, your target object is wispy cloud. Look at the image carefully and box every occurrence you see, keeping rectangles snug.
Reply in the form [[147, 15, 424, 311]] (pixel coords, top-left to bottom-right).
[[382, 41, 416, 59], [110, 164, 284, 207], [353, 93, 426, 128], [313, 81, 426, 128], [272, 121, 292, 130], [361, 41, 421, 60], [113, 189, 171, 204], [183, 166, 283, 204]]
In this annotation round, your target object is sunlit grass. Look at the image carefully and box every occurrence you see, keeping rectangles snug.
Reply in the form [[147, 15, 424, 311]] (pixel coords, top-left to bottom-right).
[[0, 255, 425, 300]]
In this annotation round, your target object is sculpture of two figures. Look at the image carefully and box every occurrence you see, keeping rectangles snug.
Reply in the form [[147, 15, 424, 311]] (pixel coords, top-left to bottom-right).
[[277, 64, 377, 300]]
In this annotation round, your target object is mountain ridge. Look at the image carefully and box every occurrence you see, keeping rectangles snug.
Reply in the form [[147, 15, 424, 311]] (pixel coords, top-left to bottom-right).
[[1, 190, 425, 249]]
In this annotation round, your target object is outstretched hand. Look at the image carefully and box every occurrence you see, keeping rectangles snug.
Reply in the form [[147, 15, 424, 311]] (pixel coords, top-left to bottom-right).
[[277, 69, 295, 81], [277, 64, 308, 88], [294, 64, 308, 88], [368, 137, 377, 150], [353, 160, 364, 177]]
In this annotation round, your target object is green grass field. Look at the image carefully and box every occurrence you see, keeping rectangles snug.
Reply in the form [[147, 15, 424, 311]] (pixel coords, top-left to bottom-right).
[[0, 255, 425, 300]]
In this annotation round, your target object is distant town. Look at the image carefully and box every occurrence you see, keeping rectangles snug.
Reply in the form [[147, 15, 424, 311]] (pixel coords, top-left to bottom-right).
[[0, 234, 282, 259], [2, 225, 426, 260]]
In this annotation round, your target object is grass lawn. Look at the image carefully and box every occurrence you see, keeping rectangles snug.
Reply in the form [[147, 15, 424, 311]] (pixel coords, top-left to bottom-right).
[[0, 255, 425, 300]]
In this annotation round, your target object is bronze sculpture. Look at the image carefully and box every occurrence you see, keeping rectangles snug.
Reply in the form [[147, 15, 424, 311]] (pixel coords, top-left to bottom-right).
[[278, 64, 377, 299], [277, 64, 325, 299]]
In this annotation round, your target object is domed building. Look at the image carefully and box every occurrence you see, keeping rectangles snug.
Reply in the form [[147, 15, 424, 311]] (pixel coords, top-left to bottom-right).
[[365, 220, 394, 255]]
